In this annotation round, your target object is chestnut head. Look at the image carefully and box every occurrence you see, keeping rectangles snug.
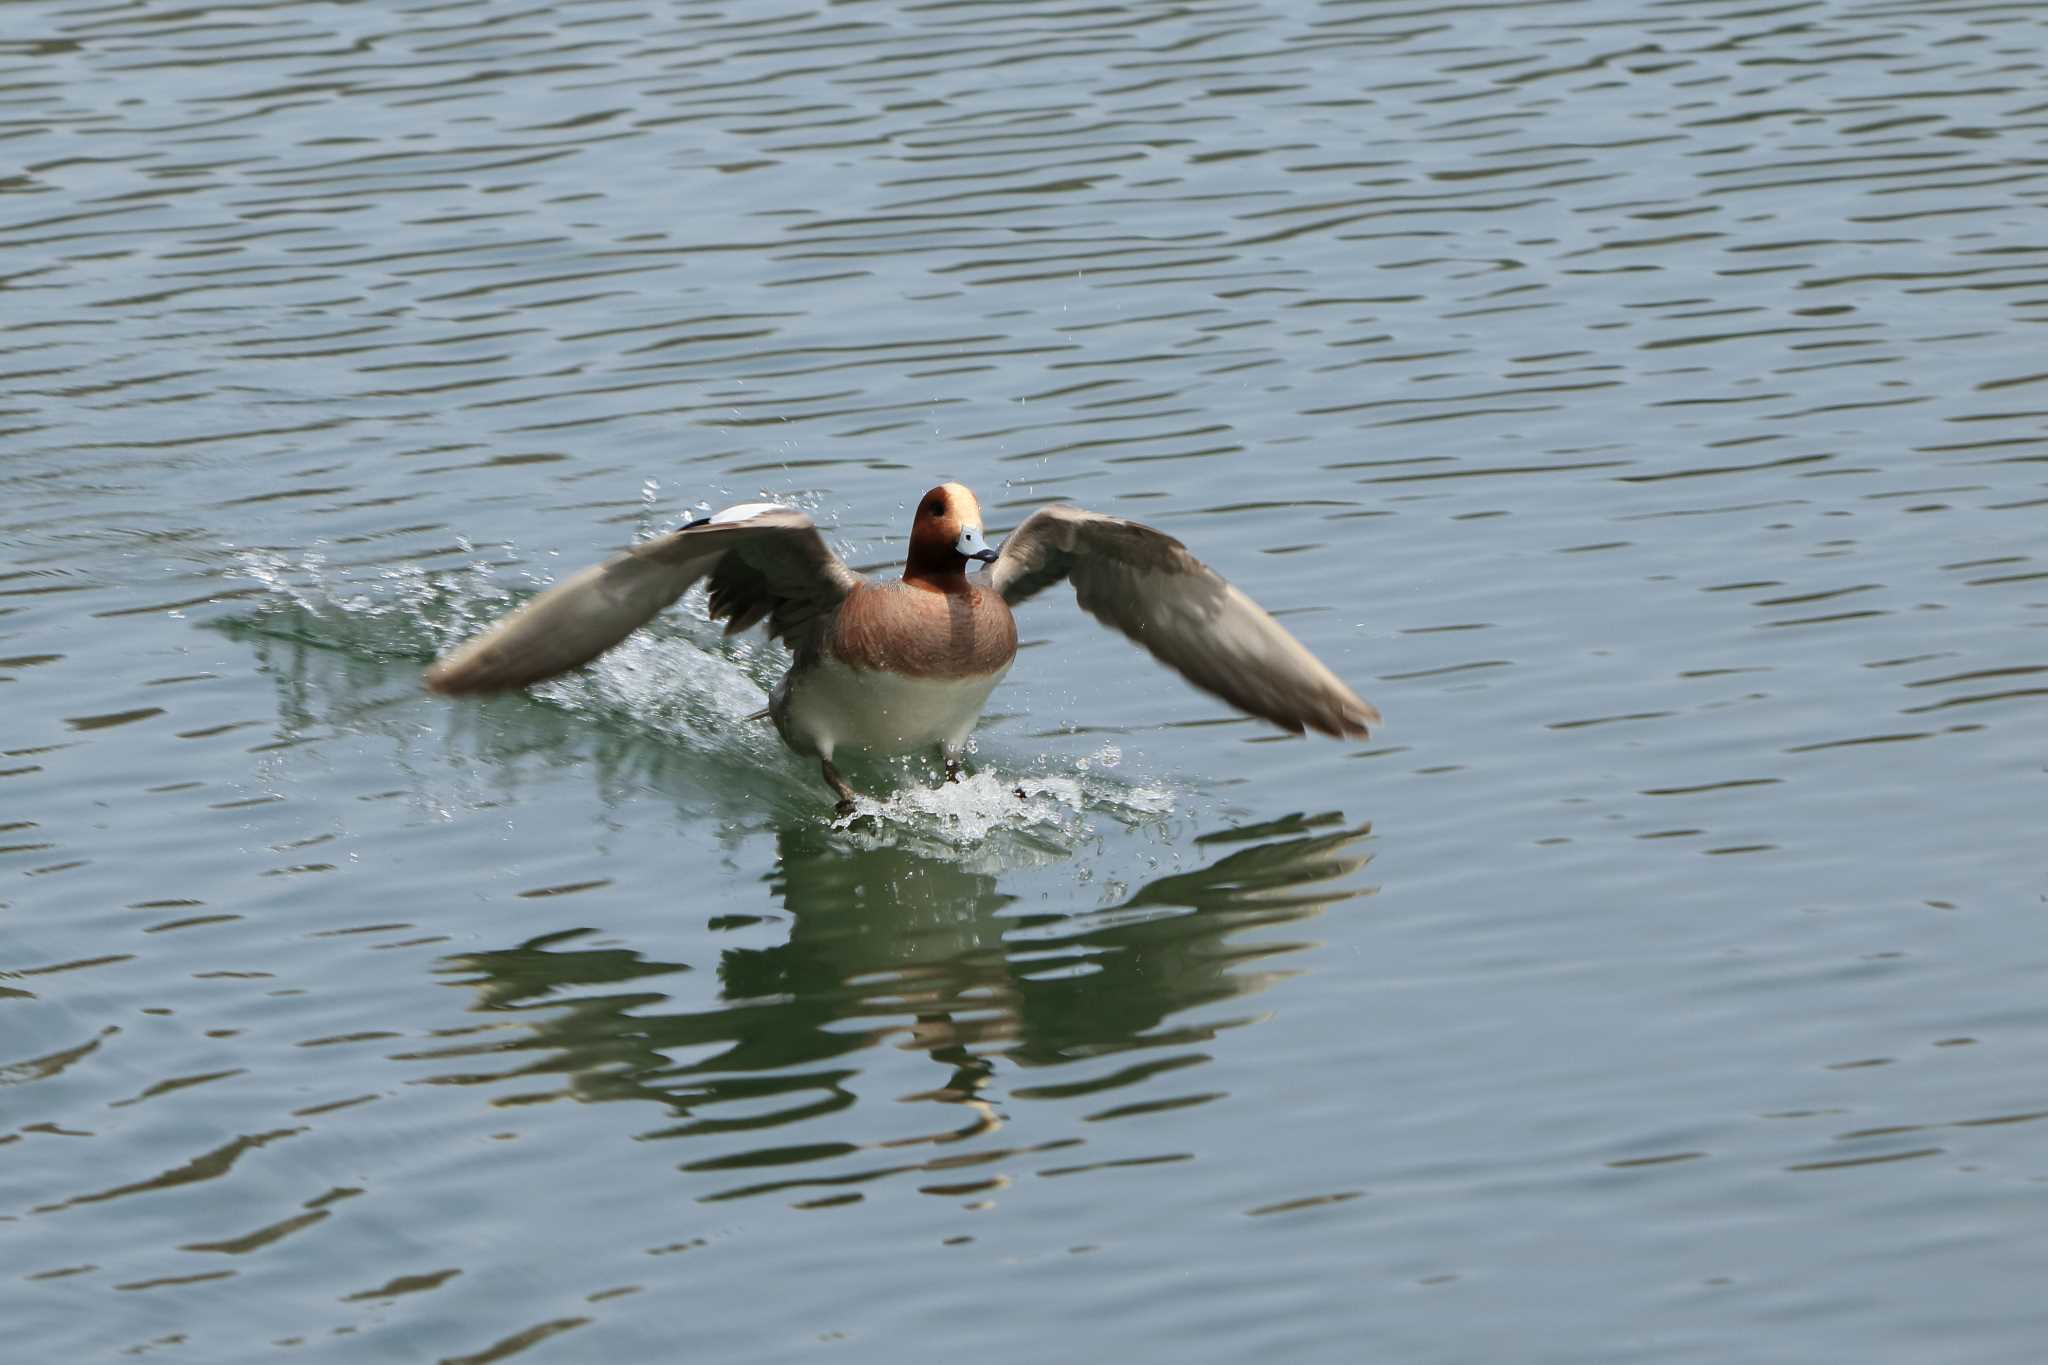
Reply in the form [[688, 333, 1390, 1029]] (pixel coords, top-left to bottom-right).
[[906, 482, 998, 578]]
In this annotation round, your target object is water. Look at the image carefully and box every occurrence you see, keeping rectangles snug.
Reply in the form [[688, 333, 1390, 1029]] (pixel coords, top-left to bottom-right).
[[5, 0, 2046, 1359]]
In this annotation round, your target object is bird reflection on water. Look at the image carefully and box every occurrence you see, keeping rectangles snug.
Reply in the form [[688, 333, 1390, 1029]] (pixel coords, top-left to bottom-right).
[[431, 813, 1374, 1203]]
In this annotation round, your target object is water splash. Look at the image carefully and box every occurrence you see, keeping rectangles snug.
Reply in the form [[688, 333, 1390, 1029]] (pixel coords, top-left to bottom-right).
[[831, 760, 1176, 854], [215, 545, 1182, 841]]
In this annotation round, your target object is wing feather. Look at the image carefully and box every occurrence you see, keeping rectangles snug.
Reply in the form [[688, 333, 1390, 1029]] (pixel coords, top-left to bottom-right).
[[989, 504, 1379, 738], [424, 506, 859, 695]]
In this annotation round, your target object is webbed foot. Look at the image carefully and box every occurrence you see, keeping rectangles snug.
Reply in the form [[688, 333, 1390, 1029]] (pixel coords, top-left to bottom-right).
[[821, 759, 860, 816]]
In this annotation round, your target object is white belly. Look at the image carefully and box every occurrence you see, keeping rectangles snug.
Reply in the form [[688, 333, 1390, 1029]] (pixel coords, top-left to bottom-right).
[[776, 655, 1008, 760]]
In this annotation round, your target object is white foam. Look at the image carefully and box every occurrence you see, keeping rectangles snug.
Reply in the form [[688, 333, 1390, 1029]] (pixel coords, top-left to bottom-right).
[[830, 764, 1176, 851]]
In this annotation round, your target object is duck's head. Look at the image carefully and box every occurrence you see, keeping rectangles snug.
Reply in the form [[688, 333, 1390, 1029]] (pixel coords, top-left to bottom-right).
[[905, 481, 998, 583]]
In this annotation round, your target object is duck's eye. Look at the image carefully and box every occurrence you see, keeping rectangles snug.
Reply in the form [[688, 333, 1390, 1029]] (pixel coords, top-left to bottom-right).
[[925, 499, 943, 517]]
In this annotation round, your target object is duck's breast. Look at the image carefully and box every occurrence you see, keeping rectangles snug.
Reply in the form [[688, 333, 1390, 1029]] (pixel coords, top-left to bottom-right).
[[773, 581, 1017, 759], [827, 580, 1017, 679]]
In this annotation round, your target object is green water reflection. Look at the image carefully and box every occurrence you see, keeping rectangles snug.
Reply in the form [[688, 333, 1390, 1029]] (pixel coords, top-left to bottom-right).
[[428, 812, 1372, 1201]]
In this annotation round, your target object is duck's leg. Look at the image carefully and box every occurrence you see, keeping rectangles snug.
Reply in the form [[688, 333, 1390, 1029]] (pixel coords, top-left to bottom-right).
[[821, 759, 859, 816]]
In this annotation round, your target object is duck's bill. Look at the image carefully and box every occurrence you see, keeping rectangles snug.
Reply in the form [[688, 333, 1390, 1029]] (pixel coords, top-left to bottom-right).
[[954, 524, 999, 562]]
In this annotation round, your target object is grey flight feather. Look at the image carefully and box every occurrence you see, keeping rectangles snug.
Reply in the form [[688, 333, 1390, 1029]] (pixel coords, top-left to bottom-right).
[[423, 507, 860, 695], [988, 504, 1380, 739]]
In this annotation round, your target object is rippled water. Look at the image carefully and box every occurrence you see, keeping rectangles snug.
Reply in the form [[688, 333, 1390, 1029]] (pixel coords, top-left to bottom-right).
[[6, 0, 2047, 1360]]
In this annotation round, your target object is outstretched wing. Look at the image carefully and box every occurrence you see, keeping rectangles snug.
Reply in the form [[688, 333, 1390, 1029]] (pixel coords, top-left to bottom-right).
[[424, 504, 861, 695], [988, 504, 1379, 738]]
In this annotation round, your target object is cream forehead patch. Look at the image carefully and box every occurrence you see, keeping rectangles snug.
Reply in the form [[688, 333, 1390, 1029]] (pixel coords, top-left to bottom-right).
[[938, 481, 983, 524]]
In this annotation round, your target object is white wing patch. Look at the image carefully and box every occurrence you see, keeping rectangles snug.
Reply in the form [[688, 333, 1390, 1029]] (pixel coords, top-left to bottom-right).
[[710, 501, 792, 525]]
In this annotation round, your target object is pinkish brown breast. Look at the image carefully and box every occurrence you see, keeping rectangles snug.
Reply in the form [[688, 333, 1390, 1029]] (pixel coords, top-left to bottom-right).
[[827, 580, 1018, 679]]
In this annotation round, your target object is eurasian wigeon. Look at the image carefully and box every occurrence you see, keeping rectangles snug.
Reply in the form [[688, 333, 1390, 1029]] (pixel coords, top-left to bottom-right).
[[426, 483, 1379, 813]]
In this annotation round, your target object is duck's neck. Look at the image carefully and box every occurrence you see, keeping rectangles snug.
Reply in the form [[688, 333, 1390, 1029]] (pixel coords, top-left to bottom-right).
[[902, 562, 972, 594], [902, 539, 974, 593]]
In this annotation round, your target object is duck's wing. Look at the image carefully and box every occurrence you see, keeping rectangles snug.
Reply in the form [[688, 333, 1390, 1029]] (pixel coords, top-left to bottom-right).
[[424, 504, 861, 695], [988, 503, 1380, 738]]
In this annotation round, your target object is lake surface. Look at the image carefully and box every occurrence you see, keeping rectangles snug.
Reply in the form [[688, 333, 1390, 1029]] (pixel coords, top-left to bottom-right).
[[5, 0, 2046, 1360]]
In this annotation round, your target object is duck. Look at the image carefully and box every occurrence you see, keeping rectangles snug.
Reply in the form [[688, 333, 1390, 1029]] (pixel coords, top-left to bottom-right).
[[424, 483, 1380, 814]]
